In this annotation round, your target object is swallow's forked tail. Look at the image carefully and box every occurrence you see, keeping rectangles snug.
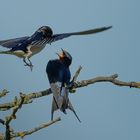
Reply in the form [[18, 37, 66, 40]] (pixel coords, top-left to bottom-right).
[[51, 95, 81, 123], [68, 99, 81, 123]]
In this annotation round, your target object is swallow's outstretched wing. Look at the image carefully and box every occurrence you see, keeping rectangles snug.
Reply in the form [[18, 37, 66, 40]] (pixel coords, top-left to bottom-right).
[[0, 36, 29, 48], [0, 26, 112, 47], [50, 26, 112, 43]]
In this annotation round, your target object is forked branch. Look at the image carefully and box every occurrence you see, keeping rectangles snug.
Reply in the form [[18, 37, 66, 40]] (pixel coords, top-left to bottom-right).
[[0, 66, 140, 111]]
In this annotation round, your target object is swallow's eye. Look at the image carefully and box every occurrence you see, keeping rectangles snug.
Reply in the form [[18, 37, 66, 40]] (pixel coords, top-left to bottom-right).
[[46, 31, 52, 36]]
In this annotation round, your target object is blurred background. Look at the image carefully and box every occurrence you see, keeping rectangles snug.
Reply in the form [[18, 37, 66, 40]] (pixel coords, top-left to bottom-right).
[[0, 0, 140, 140]]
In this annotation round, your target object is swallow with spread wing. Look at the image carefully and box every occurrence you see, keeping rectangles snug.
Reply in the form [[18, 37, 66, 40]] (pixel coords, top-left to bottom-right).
[[0, 26, 112, 70]]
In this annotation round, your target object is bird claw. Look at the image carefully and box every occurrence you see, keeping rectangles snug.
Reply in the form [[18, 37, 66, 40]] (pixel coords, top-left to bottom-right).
[[68, 82, 76, 93], [69, 88, 76, 93], [68, 82, 74, 89], [23, 58, 33, 71], [24, 64, 33, 71]]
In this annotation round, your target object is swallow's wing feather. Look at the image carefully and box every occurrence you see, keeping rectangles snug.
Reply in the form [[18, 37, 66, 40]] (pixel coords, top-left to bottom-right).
[[50, 82, 65, 120], [51, 96, 59, 120], [0, 36, 29, 48], [46, 60, 64, 119], [46, 60, 63, 83], [50, 26, 112, 43], [50, 83, 63, 108]]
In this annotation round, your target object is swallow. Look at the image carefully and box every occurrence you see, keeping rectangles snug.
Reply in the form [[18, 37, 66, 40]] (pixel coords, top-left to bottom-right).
[[46, 49, 81, 122], [0, 25, 112, 70]]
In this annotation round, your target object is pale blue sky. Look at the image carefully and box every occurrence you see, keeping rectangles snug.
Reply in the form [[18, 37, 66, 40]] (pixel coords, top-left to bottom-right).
[[0, 0, 140, 140]]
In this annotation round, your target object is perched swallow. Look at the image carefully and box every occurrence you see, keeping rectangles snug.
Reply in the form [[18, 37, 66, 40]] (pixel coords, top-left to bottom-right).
[[46, 49, 81, 122], [0, 25, 112, 70]]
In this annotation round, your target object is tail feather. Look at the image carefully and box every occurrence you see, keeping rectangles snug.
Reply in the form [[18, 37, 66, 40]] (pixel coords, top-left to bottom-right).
[[68, 99, 81, 123], [50, 84, 81, 122], [0, 50, 25, 58]]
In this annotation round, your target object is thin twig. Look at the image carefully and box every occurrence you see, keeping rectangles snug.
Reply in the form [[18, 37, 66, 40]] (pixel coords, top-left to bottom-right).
[[5, 93, 25, 125], [0, 134, 4, 140], [0, 89, 51, 111], [71, 66, 82, 83], [74, 74, 140, 88], [11, 117, 61, 139], [3, 93, 25, 140], [0, 89, 9, 98]]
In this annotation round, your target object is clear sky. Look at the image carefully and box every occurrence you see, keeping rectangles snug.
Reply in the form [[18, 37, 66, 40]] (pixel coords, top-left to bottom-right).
[[0, 0, 140, 140]]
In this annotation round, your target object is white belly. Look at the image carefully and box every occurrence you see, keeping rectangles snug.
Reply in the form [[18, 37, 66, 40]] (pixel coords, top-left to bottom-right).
[[29, 44, 47, 58]]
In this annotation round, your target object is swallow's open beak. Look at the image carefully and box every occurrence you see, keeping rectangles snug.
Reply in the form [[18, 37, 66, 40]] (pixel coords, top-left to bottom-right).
[[56, 49, 68, 59], [56, 51, 64, 59]]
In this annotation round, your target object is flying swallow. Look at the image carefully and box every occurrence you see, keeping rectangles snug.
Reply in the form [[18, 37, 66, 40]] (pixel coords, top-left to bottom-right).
[[0, 26, 112, 70]]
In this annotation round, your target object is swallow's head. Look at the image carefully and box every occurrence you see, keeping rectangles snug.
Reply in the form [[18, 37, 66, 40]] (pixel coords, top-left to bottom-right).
[[38, 26, 53, 37], [57, 49, 72, 67]]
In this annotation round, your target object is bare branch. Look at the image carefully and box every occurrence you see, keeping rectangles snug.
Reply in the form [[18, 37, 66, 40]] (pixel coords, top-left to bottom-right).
[[1, 93, 59, 140], [2, 93, 25, 140], [0, 133, 15, 140], [1, 69, 140, 139], [74, 74, 140, 89], [0, 89, 51, 111], [0, 134, 4, 140], [5, 93, 25, 125], [0, 89, 9, 98], [1, 73, 140, 111], [11, 117, 61, 139], [71, 66, 82, 83]]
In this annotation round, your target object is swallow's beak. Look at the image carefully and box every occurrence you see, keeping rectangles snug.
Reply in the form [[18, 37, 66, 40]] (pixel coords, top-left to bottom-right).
[[56, 51, 64, 59], [61, 48, 66, 54], [56, 49, 68, 59]]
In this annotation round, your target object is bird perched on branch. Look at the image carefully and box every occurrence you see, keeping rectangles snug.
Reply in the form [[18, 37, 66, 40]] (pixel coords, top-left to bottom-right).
[[0, 25, 112, 70], [46, 49, 81, 122]]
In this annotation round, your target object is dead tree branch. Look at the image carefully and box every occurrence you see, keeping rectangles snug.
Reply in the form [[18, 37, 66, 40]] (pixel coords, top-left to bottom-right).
[[71, 65, 82, 83], [1, 67, 140, 140], [0, 116, 60, 140], [1, 72, 140, 111], [0, 92, 61, 140], [5, 93, 25, 125], [1, 93, 25, 140], [74, 74, 140, 88], [0, 89, 9, 98], [11, 117, 61, 139]]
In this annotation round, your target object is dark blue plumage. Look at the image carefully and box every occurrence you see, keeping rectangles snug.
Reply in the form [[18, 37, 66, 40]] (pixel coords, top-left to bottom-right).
[[47, 59, 71, 84], [0, 26, 53, 70], [46, 49, 81, 122]]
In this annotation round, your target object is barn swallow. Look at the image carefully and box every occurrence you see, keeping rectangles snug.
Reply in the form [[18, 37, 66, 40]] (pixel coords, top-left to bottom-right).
[[0, 26, 112, 70], [46, 49, 81, 122]]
